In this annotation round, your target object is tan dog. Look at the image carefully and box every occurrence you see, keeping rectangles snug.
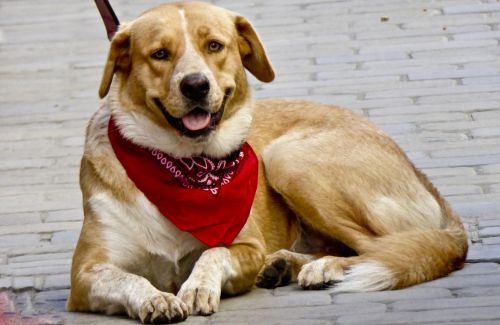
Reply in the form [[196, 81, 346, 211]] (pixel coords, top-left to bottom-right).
[[67, 2, 468, 323]]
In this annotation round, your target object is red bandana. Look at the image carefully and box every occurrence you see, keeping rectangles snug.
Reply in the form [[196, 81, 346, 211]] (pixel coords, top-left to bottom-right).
[[108, 117, 258, 247]]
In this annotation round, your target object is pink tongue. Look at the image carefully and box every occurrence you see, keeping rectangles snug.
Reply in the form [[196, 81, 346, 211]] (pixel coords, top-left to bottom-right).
[[181, 110, 211, 131]]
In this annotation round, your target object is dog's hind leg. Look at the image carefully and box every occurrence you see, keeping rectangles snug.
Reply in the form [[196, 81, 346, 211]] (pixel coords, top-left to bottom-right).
[[262, 130, 378, 254], [262, 128, 467, 292]]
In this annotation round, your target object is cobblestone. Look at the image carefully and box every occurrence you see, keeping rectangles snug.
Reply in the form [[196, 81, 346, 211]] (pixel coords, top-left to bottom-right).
[[337, 307, 500, 325], [369, 101, 500, 116], [391, 295, 500, 311], [468, 245, 500, 263], [455, 286, 500, 297], [443, 3, 500, 15], [213, 302, 387, 323], [332, 287, 452, 304], [1, 0, 500, 324], [12, 277, 35, 290], [450, 262, 500, 276]]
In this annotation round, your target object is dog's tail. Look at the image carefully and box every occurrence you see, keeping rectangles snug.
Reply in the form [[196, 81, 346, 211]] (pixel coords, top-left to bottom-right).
[[333, 196, 468, 293]]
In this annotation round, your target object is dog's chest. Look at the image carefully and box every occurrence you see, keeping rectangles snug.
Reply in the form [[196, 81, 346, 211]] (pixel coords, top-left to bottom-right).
[[89, 191, 205, 291]]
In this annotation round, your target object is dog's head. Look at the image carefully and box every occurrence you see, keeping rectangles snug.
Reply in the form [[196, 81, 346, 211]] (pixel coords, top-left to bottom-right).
[[100, 2, 274, 158]]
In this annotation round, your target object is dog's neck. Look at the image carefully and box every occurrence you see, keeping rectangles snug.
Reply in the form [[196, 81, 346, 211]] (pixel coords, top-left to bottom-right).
[[107, 83, 254, 159]]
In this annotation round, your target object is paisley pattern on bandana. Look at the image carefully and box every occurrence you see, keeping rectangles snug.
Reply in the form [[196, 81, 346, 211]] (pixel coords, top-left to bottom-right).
[[151, 149, 244, 195]]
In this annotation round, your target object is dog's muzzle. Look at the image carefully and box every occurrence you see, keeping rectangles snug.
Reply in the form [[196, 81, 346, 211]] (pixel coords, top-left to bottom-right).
[[154, 90, 231, 139]]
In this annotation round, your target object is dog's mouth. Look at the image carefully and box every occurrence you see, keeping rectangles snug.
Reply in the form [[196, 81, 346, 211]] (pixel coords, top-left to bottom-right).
[[154, 97, 227, 139]]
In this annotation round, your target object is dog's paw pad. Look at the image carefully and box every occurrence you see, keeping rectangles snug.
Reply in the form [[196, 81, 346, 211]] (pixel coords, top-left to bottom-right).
[[256, 258, 292, 289]]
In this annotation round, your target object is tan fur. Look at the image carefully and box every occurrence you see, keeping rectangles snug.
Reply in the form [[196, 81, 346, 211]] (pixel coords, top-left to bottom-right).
[[68, 2, 468, 323]]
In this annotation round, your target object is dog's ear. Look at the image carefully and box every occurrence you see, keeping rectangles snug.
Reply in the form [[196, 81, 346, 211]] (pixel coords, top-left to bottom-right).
[[235, 16, 275, 83], [99, 24, 131, 98]]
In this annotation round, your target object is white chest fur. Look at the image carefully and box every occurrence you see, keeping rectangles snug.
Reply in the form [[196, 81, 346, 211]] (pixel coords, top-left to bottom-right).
[[89, 191, 206, 292]]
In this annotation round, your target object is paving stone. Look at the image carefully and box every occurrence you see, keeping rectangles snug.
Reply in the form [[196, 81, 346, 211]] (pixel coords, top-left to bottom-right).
[[331, 287, 452, 304], [371, 112, 469, 125], [400, 322, 500, 325], [33, 289, 69, 304], [463, 76, 500, 85], [8, 244, 74, 256], [0, 213, 40, 227], [4, 258, 71, 270], [59, 311, 144, 324], [50, 230, 79, 245], [474, 110, 500, 121], [212, 302, 386, 322], [0, 158, 54, 171], [0, 277, 12, 289], [479, 227, 500, 238], [337, 307, 500, 325], [12, 276, 35, 290], [423, 272, 500, 288], [366, 84, 499, 100], [481, 164, 500, 174], [455, 286, 500, 297], [0, 264, 70, 277], [438, 185, 483, 196], [423, 167, 477, 178], [450, 263, 500, 276], [361, 39, 498, 55], [467, 245, 500, 263], [369, 101, 500, 116], [443, 3, 500, 14], [356, 24, 490, 40], [8, 252, 73, 264], [473, 127, 500, 138], [402, 13, 500, 29], [43, 274, 70, 290], [316, 52, 409, 65], [431, 147, 500, 159], [391, 295, 500, 311], [0, 234, 40, 248], [183, 316, 211, 325], [417, 90, 500, 104], [483, 237, 500, 245], [414, 155, 500, 169], [419, 120, 500, 134], [221, 290, 330, 311], [433, 175, 500, 186], [378, 123, 417, 136], [316, 80, 456, 96], [0, 222, 82, 236]]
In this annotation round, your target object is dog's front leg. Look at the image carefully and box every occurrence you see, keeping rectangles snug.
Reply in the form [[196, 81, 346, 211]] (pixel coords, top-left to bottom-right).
[[177, 244, 264, 315], [83, 264, 188, 323]]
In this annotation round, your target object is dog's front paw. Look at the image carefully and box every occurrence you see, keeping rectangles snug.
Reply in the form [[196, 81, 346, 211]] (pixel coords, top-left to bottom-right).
[[137, 292, 188, 324], [177, 281, 221, 316]]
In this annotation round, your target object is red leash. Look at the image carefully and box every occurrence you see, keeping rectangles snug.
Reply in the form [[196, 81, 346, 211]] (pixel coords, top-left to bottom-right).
[[94, 0, 120, 40]]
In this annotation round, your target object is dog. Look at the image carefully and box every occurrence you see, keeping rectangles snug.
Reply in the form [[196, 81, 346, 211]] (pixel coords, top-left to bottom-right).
[[67, 2, 468, 323]]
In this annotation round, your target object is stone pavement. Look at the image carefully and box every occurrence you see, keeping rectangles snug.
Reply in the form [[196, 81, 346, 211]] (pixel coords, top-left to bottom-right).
[[1, 0, 500, 324]]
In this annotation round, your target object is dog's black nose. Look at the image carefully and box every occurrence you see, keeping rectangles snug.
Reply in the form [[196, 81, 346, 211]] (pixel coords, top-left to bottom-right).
[[180, 73, 210, 102]]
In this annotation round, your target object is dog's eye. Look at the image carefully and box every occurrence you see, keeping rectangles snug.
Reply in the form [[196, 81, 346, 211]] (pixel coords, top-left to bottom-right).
[[207, 41, 224, 53], [151, 49, 170, 60]]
